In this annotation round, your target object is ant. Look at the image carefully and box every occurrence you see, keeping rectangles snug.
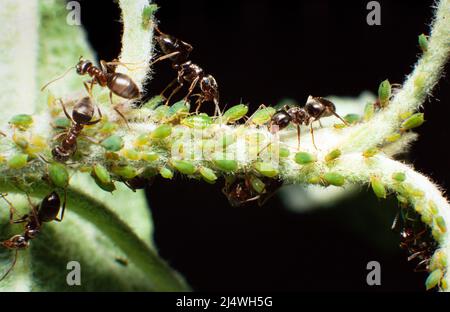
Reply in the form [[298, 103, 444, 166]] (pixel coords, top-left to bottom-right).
[[122, 175, 155, 192], [42, 57, 141, 126], [392, 207, 436, 272], [52, 96, 102, 162], [269, 96, 348, 149], [0, 192, 65, 281], [222, 175, 282, 207], [152, 27, 220, 114]]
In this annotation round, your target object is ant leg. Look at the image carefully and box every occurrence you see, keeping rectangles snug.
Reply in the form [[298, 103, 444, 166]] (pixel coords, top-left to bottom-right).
[[83, 81, 95, 97], [195, 98, 205, 114], [55, 189, 67, 222], [85, 104, 103, 126], [310, 123, 318, 150], [0, 131, 6, 137], [25, 193, 41, 228], [331, 111, 349, 126], [160, 78, 178, 99], [149, 51, 181, 66], [184, 76, 200, 103], [0, 249, 19, 282], [296, 124, 301, 150], [109, 91, 130, 129], [79, 134, 100, 144], [58, 99, 73, 122], [1, 194, 17, 224], [165, 83, 183, 106]]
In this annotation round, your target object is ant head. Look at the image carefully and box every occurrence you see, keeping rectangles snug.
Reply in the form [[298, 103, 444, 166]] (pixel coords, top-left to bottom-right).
[[72, 97, 95, 124], [2, 235, 28, 249], [76, 59, 92, 75]]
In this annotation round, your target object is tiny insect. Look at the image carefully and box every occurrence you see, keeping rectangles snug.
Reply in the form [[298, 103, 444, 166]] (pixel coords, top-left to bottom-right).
[[152, 27, 220, 114], [222, 175, 282, 207], [41, 57, 141, 125], [52, 97, 102, 162], [392, 208, 437, 272], [269, 96, 348, 149], [0, 192, 65, 281]]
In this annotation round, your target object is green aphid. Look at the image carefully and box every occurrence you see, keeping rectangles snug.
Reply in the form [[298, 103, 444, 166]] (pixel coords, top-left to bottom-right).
[[378, 79, 391, 108], [363, 147, 379, 158], [418, 33, 428, 52], [430, 251, 448, 271], [400, 113, 425, 131], [385, 133, 401, 143], [308, 176, 322, 185], [48, 163, 69, 188], [425, 269, 443, 290], [343, 114, 361, 125], [199, 167, 218, 183], [13, 135, 28, 149], [101, 135, 124, 152], [142, 4, 159, 29], [181, 114, 212, 129], [294, 152, 316, 165], [370, 176, 387, 199], [249, 107, 276, 125], [92, 172, 116, 192], [435, 216, 447, 233], [414, 73, 427, 93], [363, 102, 375, 121], [325, 149, 341, 162], [99, 122, 118, 135], [171, 159, 196, 175], [141, 152, 159, 162], [392, 172, 406, 182], [166, 100, 190, 120], [253, 162, 279, 178], [249, 176, 266, 194], [429, 201, 439, 215], [53, 117, 71, 129], [153, 105, 170, 121], [214, 159, 238, 172], [279, 147, 290, 158], [159, 167, 174, 179], [151, 124, 172, 139], [8, 153, 28, 169], [112, 165, 138, 180], [421, 211, 433, 225], [142, 95, 164, 109], [322, 172, 345, 187], [222, 104, 249, 123], [397, 194, 409, 206], [93, 164, 111, 185], [10, 114, 33, 130]]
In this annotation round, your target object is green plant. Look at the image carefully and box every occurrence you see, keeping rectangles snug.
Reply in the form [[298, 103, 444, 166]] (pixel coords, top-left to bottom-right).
[[0, 0, 448, 291]]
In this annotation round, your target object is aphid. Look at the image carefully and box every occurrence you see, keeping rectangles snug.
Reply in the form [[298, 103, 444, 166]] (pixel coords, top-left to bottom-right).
[[0, 192, 64, 281], [269, 96, 348, 149], [152, 27, 220, 114], [41, 57, 141, 125], [52, 97, 102, 162], [222, 175, 282, 207]]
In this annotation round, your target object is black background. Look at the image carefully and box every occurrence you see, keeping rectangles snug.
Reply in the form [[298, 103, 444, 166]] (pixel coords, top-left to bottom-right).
[[78, 0, 449, 291]]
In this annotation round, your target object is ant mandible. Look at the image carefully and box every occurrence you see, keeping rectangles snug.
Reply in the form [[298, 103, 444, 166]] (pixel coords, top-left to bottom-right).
[[42, 57, 141, 125], [0, 192, 65, 281], [52, 96, 102, 162], [151, 27, 220, 114], [269, 96, 348, 149]]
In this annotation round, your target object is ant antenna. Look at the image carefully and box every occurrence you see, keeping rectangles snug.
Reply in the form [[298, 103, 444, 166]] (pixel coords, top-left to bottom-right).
[[0, 249, 18, 282], [40, 66, 75, 91]]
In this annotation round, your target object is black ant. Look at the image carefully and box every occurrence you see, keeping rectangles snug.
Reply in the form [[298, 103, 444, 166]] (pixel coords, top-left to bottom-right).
[[122, 175, 155, 192], [152, 27, 220, 114], [52, 96, 102, 162], [0, 192, 65, 281], [222, 175, 282, 207], [392, 207, 436, 272], [269, 96, 348, 149], [41, 57, 141, 125]]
